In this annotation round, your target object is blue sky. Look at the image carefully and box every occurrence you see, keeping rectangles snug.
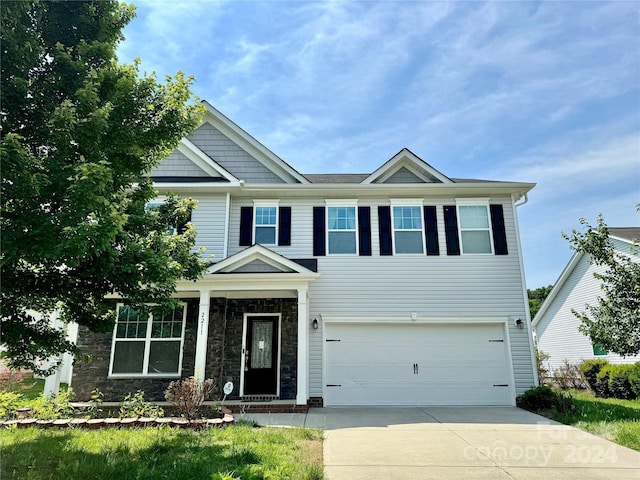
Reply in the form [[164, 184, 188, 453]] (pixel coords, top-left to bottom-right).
[[117, 0, 639, 289]]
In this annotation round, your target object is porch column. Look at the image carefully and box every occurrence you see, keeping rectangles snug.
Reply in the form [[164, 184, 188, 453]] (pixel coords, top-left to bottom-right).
[[296, 286, 309, 405], [194, 290, 210, 382]]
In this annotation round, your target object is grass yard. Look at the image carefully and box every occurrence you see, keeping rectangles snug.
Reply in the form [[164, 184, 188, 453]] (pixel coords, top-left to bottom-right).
[[0, 422, 324, 480], [547, 390, 640, 451]]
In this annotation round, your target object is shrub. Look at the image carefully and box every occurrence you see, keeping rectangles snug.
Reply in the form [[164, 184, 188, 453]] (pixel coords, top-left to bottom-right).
[[119, 390, 164, 418], [517, 386, 575, 413], [552, 360, 587, 390], [607, 364, 636, 400], [595, 365, 613, 397], [535, 349, 551, 385], [85, 388, 104, 419], [629, 362, 640, 397], [165, 377, 215, 421], [0, 391, 24, 419], [29, 388, 75, 419], [579, 359, 609, 391], [518, 386, 556, 411]]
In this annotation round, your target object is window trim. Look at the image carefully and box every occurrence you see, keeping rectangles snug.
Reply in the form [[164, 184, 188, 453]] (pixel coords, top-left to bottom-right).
[[253, 200, 279, 246], [326, 200, 359, 255], [390, 199, 425, 255], [108, 303, 187, 378], [455, 199, 494, 255]]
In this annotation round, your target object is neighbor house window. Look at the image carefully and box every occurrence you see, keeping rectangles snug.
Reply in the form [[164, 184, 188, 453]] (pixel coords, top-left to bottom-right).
[[254, 206, 278, 245], [110, 304, 186, 377], [458, 203, 493, 254], [592, 343, 608, 356], [327, 205, 357, 254], [392, 204, 424, 254]]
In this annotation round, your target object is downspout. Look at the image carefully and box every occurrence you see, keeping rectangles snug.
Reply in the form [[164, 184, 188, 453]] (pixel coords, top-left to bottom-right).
[[512, 192, 540, 387]]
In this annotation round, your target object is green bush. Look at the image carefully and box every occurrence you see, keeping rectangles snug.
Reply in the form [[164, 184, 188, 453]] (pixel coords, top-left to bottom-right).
[[119, 390, 164, 418], [579, 359, 609, 391], [0, 391, 24, 419], [595, 365, 613, 397], [629, 362, 640, 397], [29, 388, 75, 419], [518, 386, 576, 413], [518, 386, 556, 411], [607, 364, 636, 400]]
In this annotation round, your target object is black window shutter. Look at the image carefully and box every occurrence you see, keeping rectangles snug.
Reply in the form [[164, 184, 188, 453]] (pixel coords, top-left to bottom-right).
[[443, 206, 460, 255], [358, 206, 372, 256], [378, 206, 393, 256], [177, 211, 192, 235], [490, 204, 508, 255], [278, 207, 291, 246], [312, 207, 326, 256], [423, 206, 439, 256], [239, 206, 253, 246]]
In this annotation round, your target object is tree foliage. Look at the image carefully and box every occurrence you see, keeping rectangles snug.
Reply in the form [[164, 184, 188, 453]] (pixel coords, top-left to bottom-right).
[[563, 215, 640, 356], [1, 1, 207, 373], [528, 285, 553, 319]]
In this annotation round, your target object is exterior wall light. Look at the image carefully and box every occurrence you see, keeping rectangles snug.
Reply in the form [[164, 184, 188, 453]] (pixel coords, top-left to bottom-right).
[[312, 318, 319, 330], [515, 318, 525, 329]]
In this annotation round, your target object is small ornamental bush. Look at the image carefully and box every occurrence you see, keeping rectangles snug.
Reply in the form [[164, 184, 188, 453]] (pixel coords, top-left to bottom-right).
[[165, 377, 215, 421], [0, 391, 24, 419], [579, 359, 609, 392], [552, 360, 587, 390], [518, 386, 556, 411], [119, 390, 164, 418], [29, 388, 75, 419], [595, 365, 613, 398], [517, 386, 575, 413], [606, 364, 636, 400]]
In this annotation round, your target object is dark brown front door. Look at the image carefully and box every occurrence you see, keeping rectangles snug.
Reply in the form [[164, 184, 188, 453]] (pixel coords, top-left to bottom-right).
[[243, 316, 279, 395]]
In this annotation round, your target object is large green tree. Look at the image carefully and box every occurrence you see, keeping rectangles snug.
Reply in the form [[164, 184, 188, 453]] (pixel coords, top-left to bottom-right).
[[1, 1, 207, 374], [528, 285, 553, 319], [563, 215, 640, 356]]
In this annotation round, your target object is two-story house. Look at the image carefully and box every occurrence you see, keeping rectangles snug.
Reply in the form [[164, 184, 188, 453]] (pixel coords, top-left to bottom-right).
[[71, 101, 538, 407]]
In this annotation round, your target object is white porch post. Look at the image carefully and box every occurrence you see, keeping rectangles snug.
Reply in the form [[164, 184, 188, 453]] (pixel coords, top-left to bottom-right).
[[296, 286, 309, 405], [194, 290, 211, 382]]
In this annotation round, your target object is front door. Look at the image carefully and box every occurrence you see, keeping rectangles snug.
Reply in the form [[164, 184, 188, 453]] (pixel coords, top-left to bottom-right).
[[243, 315, 279, 395]]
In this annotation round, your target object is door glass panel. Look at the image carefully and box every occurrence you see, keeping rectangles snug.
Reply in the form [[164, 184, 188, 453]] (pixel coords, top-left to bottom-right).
[[251, 321, 273, 369]]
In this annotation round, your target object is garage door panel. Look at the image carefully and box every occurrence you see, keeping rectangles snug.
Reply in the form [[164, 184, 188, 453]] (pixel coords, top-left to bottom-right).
[[324, 323, 512, 406]]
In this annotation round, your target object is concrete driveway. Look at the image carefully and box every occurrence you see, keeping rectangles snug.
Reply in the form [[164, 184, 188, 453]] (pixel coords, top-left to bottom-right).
[[238, 406, 640, 480]]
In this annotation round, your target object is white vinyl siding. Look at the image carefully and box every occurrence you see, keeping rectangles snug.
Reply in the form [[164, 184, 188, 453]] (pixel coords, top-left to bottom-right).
[[191, 195, 228, 259], [534, 237, 640, 372]]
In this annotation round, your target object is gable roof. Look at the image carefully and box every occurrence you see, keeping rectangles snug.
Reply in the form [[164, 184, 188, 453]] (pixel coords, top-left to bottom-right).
[[362, 148, 453, 184], [207, 244, 318, 276], [175, 138, 240, 183], [532, 226, 639, 328], [200, 101, 309, 185]]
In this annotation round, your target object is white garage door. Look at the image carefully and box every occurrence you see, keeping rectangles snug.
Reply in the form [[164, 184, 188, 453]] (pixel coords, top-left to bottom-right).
[[324, 323, 512, 406]]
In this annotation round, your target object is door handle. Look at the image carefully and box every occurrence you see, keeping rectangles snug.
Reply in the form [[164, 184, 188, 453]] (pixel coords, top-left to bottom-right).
[[413, 363, 417, 374], [416, 363, 419, 375]]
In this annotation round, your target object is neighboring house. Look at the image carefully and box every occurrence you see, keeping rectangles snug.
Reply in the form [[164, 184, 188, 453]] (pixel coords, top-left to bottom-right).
[[532, 228, 640, 374], [71, 101, 538, 407]]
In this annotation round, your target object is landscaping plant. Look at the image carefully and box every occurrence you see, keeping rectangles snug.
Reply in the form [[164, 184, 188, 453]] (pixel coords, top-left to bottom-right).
[[119, 390, 164, 418], [165, 377, 215, 421]]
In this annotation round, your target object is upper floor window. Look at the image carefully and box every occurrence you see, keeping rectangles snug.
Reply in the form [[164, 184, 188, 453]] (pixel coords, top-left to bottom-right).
[[255, 206, 277, 245], [392, 205, 424, 254], [458, 204, 493, 254], [328, 205, 357, 254], [109, 304, 186, 377]]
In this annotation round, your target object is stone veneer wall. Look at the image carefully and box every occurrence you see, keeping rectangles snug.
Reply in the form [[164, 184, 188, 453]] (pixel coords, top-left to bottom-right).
[[72, 300, 198, 402], [71, 298, 298, 402], [205, 298, 298, 400]]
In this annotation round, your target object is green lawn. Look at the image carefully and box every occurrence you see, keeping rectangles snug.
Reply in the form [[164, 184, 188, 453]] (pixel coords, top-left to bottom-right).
[[546, 390, 640, 451], [0, 423, 323, 480]]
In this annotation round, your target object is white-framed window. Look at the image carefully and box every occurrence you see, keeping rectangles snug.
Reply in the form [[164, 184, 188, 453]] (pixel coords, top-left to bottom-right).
[[457, 201, 493, 254], [391, 202, 424, 254], [327, 202, 358, 254], [146, 198, 177, 235], [253, 200, 278, 245], [109, 303, 186, 377]]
